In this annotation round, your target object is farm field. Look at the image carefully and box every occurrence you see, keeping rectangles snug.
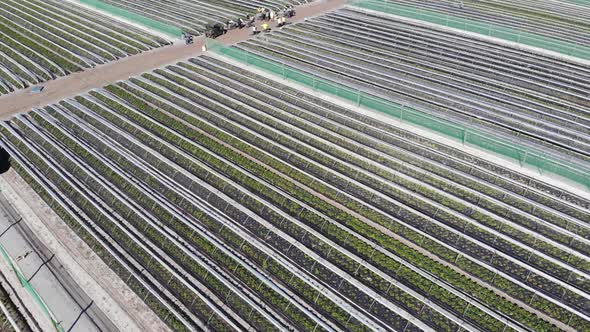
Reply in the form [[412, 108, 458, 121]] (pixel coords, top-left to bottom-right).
[[234, 6, 590, 166], [91, 0, 313, 35], [0, 0, 168, 97], [355, 0, 590, 46], [1, 53, 589, 331], [0, 0, 589, 331], [0, 275, 34, 332]]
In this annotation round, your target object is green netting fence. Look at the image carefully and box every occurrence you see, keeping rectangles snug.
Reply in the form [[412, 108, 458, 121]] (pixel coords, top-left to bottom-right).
[[206, 40, 590, 190], [0, 243, 64, 332], [561, 0, 590, 6], [79, 0, 183, 38], [349, 0, 590, 60]]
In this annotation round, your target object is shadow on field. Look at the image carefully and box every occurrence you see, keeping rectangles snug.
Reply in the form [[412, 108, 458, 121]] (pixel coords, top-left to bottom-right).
[[0, 147, 10, 174]]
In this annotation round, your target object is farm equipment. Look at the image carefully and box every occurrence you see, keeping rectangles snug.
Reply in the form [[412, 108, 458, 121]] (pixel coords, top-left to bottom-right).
[[205, 23, 227, 38]]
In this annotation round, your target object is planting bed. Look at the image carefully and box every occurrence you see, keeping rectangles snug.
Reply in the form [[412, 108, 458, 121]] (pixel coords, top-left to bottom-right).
[[0, 0, 168, 97], [357, 0, 590, 46], [1, 54, 589, 331], [236, 7, 590, 165], [93, 0, 313, 35], [0, 276, 34, 332]]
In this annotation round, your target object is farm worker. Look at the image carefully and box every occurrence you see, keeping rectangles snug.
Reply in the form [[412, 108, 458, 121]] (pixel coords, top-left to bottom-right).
[[270, 10, 275, 21], [252, 26, 257, 34], [262, 23, 269, 31], [282, 17, 287, 25]]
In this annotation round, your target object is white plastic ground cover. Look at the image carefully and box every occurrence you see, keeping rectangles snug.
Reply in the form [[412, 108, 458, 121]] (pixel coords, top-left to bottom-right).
[[254, 25, 590, 156], [361, 0, 590, 47], [139, 67, 549, 331], [3, 53, 589, 331], [124, 73, 476, 331], [156, 63, 590, 295], [76, 0, 313, 35], [134, 59, 581, 329], [81, 77, 516, 330], [0, 0, 166, 97], [239, 16, 590, 162], [350, 5, 590, 68], [213, 50, 590, 199], [234, 8, 590, 190], [165, 55, 584, 330], [61, 0, 178, 41], [86, 86, 397, 332]]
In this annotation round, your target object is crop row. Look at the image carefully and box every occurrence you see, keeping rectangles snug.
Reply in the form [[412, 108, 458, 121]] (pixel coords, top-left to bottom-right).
[[276, 20, 590, 136], [142, 55, 590, 326], [79, 82, 520, 331], [236, 7, 590, 162], [0, 0, 167, 96], [41, 101, 395, 332], [4, 97, 412, 330], [0, 128, 203, 332], [193, 56, 590, 224], [131, 60, 589, 329], [190, 56, 590, 241], [16, 112, 336, 332], [67, 89, 432, 332], [371, 0, 590, 45], [0, 274, 33, 332], [166, 59, 590, 278], [2, 53, 589, 331], [98, 67, 559, 330], [96, 0, 311, 35]]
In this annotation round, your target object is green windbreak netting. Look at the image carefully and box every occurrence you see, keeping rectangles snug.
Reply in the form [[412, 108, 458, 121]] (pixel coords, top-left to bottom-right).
[[0, 243, 64, 332], [562, 0, 590, 6], [79, 0, 183, 38], [349, 0, 590, 60], [207, 40, 590, 190]]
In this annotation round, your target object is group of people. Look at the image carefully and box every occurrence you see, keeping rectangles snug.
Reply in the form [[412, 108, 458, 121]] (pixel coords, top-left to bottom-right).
[[256, 5, 296, 21], [182, 32, 194, 44], [251, 6, 294, 35], [205, 5, 296, 39]]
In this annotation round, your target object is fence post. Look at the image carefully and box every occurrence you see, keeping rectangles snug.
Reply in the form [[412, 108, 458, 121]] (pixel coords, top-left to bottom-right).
[[357, 90, 361, 106], [282, 63, 286, 79], [537, 154, 545, 175], [570, 43, 578, 56], [520, 150, 528, 168]]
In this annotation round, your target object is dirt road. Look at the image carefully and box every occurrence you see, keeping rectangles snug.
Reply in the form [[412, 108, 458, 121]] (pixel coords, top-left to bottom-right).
[[0, 0, 346, 120]]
